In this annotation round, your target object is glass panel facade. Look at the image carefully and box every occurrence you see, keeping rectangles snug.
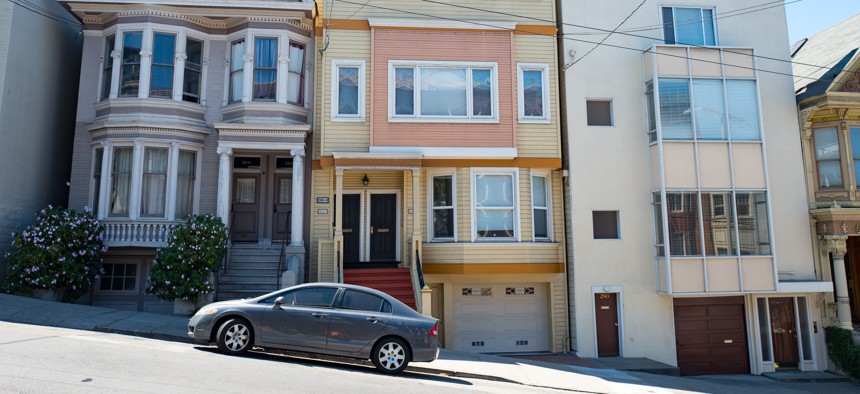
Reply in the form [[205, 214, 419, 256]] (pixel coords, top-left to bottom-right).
[[736, 192, 771, 255], [726, 80, 761, 140], [701, 192, 735, 255], [667, 192, 700, 256], [692, 79, 726, 140], [658, 79, 693, 140]]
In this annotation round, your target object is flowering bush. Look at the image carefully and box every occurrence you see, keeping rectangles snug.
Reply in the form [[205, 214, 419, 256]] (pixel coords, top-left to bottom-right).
[[146, 214, 228, 303], [4, 206, 106, 301]]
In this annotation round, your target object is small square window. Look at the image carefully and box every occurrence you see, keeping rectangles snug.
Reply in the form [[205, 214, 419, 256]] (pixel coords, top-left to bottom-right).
[[593, 211, 619, 239], [586, 100, 613, 126]]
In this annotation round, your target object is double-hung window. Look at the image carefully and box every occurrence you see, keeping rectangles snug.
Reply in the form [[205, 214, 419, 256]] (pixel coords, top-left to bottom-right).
[[92, 149, 104, 214], [813, 127, 842, 188], [175, 151, 196, 218], [141, 148, 168, 217], [531, 174, 550, 240], [150, 33, 176, 99], [120, 32, 143, 97], [331, 60, 365, 120], [657, 78, 760, 141], [429, 172, 456, 241], [229, 39, 245, 103], [472, 169, 518, 240], [253, 37, 278, 101], [287, 42, 306, 105], [517, 64, 550, 122], [389, 61, 498, 121], [110, 147, 133, 217], [101, 35, 115, 101], [662, 7, 716, 46], [183, 39, 203, 103]]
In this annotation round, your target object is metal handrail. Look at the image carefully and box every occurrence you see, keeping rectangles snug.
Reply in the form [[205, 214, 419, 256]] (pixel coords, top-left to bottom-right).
[[276, 211, 291, 289], [214, 211, 235, 301], [415, 246, 426, 290]]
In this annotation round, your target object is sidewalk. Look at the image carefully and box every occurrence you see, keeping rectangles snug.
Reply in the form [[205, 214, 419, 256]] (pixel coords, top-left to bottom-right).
[[1, 293, 856, 394]]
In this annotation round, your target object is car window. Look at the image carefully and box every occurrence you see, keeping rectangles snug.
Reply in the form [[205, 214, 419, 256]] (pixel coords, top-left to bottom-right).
[[292, 287, 338, 307], [259, 290, 291, 304], [339, 289, 385, 312]]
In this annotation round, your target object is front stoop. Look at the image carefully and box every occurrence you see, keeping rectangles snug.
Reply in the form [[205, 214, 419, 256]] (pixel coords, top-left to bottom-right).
[[343, 267, 416, 310]]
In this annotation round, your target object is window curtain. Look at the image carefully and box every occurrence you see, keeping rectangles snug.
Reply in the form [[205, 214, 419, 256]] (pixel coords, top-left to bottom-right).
[[394, 68, 414, 115], [421, 68, 467, 116], [175, 151, 196, 218], [726, 80, 761, 140], [253, 38, 277, 100], [288, 43, 305, 104], [659, 79, 693, 140], [523, 70, 544, 117], [141, 148, 168, 217], [338, 67, 359, 115], [692, 79, 726, 140], [475, 174, 514, 238], [110, 147, 133, 216], [235, 178, 256, 203], [230, 40, 245, 102], [150, 33, 175, 98]]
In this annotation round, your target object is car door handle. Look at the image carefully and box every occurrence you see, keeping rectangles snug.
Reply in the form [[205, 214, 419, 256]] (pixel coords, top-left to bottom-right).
[[312, 313, 328, 318], [366, 316, 379, 323]]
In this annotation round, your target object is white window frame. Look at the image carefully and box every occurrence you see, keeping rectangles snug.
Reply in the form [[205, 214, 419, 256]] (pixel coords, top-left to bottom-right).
[[98, 24, 209, 104], [331, 59, 366, 121], [531, 171, 552, 241], [660, 6, 718, 46], [223, 28, 311, 107], [470, 168, 520, 242], [388, 60, 500, 123], [517, 63, 551, 123], [95, 138, 203, 221], [426, 169, 457, 242]]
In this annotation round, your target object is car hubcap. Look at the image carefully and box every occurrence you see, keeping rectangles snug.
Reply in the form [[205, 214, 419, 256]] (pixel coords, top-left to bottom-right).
[[225, 324, 249, 351], [378, 342, 405, 370]]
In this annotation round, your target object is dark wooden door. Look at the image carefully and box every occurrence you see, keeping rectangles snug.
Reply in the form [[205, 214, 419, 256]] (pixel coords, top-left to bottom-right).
[[273, 174, 292, 242], [370, 194, 397, 262], [231, 174, 260, 242], [430, 283, 445, 347], [769, 297, 799, 368], [342, 194, 361, 264], [845, 236, 860, 321], [595, 293, 620, 357], [673, 297, 749, 376]]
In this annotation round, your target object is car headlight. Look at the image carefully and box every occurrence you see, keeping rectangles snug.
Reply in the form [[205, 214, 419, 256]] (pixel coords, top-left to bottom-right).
[[197, 307, 218, 316]]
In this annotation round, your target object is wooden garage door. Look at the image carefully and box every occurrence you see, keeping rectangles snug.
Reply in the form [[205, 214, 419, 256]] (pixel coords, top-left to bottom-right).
[[673, 297, 749, 376], [451, 283, 549, 353]]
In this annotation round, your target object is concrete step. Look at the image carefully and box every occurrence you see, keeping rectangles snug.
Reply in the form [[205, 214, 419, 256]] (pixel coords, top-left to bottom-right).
[[218, 283, 280, 292], [217, 289, 277, 301], [228, 255, 282, 263], [225, 261, 281, 269], [218, 277, 279, 285]]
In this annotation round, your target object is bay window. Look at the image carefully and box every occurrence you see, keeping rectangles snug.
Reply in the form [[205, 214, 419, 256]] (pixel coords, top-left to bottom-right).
[[92, 149, 103, 213], [227, 32, 308, 106], [141, 148, 168, 217], [110, 147, 133, 216], [183, 39, 203, 103], [120, 32, 143, 97], [150, 33, 176, 99], [101, 35, 115, 101], [288, 42, 306, 105], [813, 127, 842, 188], [253, 37, 278, 101], [389, 61, 499, 121], [472, 170, 518, 240], [230, 39, 245, 103], [175, 151, 196, 219], [429, 172, 455, 241], [656, 78, 761, 141]]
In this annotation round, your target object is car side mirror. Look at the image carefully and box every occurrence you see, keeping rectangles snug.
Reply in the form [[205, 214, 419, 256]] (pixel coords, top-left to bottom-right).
[[273, 296, 284, 309]]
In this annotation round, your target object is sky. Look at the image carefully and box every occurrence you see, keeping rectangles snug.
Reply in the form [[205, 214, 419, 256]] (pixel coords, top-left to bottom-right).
[[785, 0, 860, 43]]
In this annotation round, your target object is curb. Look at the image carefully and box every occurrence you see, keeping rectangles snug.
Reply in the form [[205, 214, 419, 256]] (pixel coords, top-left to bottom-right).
[[92, 326, 195, 344]]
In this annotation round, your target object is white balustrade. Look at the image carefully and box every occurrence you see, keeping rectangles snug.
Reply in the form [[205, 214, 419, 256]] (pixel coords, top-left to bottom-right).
[[102, 220, 176, 247]]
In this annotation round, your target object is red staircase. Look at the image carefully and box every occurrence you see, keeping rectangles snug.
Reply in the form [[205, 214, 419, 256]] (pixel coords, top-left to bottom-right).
[[343, 267, 416, 310]]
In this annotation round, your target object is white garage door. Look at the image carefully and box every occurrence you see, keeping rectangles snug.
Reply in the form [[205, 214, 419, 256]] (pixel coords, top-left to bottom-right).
[[451, 283, 549, 353]]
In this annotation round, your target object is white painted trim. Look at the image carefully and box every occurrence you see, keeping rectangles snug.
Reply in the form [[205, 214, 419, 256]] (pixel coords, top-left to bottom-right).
[[332, 152, 423, 160], [387, 60, 500, 123], [365, 190, 402, 262], [530, 170, 553, 242], [590, 285, 624, 358], [426, 168, 457, 243], [330, 59, 366, 121], [368, 17, 516, 31], [517, 63, 551, 123], [369, 146, 516, 159], [216, 141, 305, 151], [470, 168, 521, 242]]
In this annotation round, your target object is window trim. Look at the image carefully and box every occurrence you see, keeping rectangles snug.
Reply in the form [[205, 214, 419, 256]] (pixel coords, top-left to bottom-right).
[[95, 260, 140, 295], [470, 168, 520, 242], [531, 171, 552, 241], [387, 60, 500, 123], [517, 63, 551, 123], [585, 98, 614, 127], [252, 36, 279, 102], [426, 168, 457, 242], [812, 126, 844, 190], [331, 59, 366, 121], [660, 6, 718, 46]]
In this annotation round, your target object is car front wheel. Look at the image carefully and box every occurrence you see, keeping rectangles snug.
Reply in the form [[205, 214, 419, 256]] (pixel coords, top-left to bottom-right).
[[371, 337, 410, 374], [216, 318, 253, 355]]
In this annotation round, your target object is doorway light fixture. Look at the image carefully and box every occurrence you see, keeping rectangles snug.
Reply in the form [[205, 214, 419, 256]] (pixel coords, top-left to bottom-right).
[[362, 174, 369, 186]]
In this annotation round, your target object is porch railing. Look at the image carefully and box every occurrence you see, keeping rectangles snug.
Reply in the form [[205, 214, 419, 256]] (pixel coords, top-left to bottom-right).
[[102, 220, 176, 247]]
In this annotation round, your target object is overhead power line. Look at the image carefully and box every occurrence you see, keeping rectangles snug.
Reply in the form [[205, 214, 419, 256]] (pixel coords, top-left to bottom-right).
[[9, 0, 82, 29], [569, 0, 647, 68]]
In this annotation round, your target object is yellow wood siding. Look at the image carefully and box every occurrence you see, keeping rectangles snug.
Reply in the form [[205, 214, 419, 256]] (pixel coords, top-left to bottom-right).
[[514, 35, 561, 158], [519, 169, 533, 241], [326, 0, 556, 24], [310, 169, 334, 281], [319, 30, 372, 155], [422, 242, 564, 264]]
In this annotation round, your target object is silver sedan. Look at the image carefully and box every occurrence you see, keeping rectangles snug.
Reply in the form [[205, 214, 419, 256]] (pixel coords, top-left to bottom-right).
[[188, 283, 440, 374]]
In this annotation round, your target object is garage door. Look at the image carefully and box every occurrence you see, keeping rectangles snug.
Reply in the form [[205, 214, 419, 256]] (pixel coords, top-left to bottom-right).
[[673, 297, 749, 376], [451, 283, 549, 353]]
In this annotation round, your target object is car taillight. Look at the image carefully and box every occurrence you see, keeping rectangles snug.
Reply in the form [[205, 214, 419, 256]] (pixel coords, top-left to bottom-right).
[[429, 322, 439, 336]]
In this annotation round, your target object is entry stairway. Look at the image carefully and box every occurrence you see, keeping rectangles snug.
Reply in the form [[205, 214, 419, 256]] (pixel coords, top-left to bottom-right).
[[216, 245, 282, 301], [344, 267, 417, 310]]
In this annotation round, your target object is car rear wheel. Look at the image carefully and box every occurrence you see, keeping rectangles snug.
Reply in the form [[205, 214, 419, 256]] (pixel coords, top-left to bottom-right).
[[216, 318, 252, 355], [371, 337, 410, 374]]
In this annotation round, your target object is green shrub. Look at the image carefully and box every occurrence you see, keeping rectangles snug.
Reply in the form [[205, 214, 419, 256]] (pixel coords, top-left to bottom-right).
[[4, 205, 106, 301], [146, 214, 228, 303], [825, 326, 860, 379]]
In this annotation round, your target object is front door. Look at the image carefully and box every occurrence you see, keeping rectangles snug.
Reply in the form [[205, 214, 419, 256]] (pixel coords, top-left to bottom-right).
[[273, 174, 292, 243], [595, 293, 620, 357], [342, 194, 361, 264], [769, 297, 800, 369], [370, 194, 396, 262], [232, 174, 260, 242]]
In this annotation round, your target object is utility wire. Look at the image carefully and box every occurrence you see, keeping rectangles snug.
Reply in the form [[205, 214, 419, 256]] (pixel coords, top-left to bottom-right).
[[330, 0, 373, 27], [334, 0, 824, 82], [9, 0, 82, 29], [569, 0, 647, 68]]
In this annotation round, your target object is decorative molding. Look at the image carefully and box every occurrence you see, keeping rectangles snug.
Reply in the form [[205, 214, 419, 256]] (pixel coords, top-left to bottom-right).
[[243, 53, 254, 63], [821, 234, 848, 256], [139, 50, 152, 58], [290, 148, 306, 157], [840, 68, 860, 93], [278, 55, 290, 65], [111, 50, 122, 60], [77, 6, 313, 31], [88, 124, 210, 140], [175, 52, 187, 61], [216, 147, 233, 156]]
